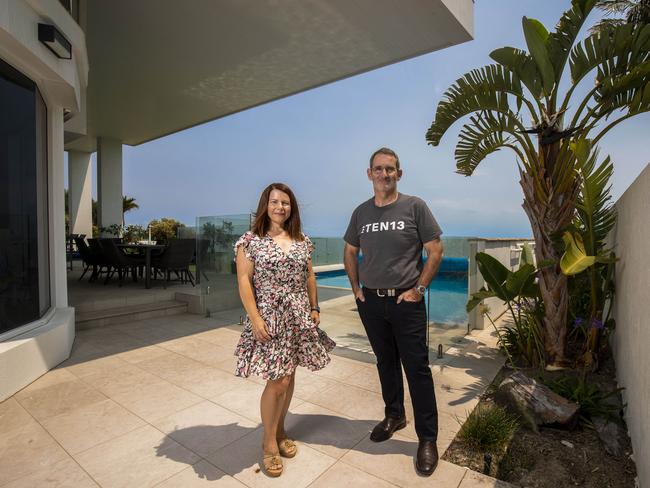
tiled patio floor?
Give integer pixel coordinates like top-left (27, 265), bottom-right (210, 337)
top-left (1, 312), bottom-right (511, 487)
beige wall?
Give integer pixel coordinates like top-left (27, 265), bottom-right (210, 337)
top-left (611, 162), bottom-right (650, 488)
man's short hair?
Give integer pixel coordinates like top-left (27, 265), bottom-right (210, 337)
top-left (369, 147), bottom-right (400, 169)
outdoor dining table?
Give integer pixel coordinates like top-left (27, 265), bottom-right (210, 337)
top-left (117, 243), bottom-right (166, 289)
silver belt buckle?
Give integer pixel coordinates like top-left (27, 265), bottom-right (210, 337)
top-left (387, 289), bottom-right (396, 297)
top-left (376, 289), bottom-right (386, 297)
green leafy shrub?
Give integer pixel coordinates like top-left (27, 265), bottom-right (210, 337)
top-left (467, 252), bottom-right (547, 367)
top-left (497, 307), bottom-right (545, 368)
top-left (540, 375), bottom-right (623, 425)
top-left (458, 404), bottom-right (519, 452)
top-left (123, 224), bottom-right (146, 243)
top-left (149, 218), bottom-right (185, 243)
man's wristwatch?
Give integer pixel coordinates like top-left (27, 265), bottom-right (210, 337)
top-left (415, 284), bottom-right (427, 296)
top-left (311, 306), bottom-right (321, 313)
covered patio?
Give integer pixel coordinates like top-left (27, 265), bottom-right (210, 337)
top-left (1, 310), bottom-right (508, 487)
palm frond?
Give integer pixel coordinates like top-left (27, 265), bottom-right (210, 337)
top-left (570, 23), bottom-right (649, 86)
top-left (547, 0), bottom-right (599, 87)
top-left (596, 59), bottom-right (650, 114)
top-left (490, 47), bottom-right (544, 102)
top-left (575, 151), bottom-right (616, 254)
top-left (590, 17), bottom-right (627, 34)
top-left (426, 65), bottom-right (530, 147)
top-left (455, 112), bottom-right (523, 176)
top-left (596, 0), bottom-right (633, 15)
top-left (522, 17), bottom-right (556, 96)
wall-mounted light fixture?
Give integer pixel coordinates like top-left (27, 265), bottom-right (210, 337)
top-left (38, 23), bottom-right (72, 60)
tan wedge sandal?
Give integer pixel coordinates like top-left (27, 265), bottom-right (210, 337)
top-left (262, 452), bottom-right (283, 477)
top-left (277, 438), bottom-right (298, 458)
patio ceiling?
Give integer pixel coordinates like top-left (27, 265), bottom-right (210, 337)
top-left (64, 0), bottom-right (473, 152)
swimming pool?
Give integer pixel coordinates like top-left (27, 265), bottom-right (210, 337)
top-left (316, 257), bottom-right (469, 326)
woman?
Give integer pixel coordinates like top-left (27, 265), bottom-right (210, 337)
top-left (234, 182), bottom-right (335, 477)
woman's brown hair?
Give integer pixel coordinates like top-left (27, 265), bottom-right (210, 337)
top-left (251, 183), bottom-right (304, 241)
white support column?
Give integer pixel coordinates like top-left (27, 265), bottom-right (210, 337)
top-left (97, 137), bottom-right (123, 233)
top-left (49, 106), bottom-right (67, 308)
top-left (467, 238), bottom-right (486, 330)
top-left (67, 150), bottom-right (93, 238)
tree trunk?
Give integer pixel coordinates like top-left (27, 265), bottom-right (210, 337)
top-left (519, 154), bottom-right (580, 368)
top-left (497, 372), bottom-right (579, 430)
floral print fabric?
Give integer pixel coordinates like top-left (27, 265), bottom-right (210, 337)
top-left (233, 231), bottom-right (335, 380)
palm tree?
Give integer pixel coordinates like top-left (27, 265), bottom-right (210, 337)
top-left (591, 0), bottom-right (650, 33)
top-left (426, 0), bottom-right (650, 367)
top-left (122, 196), bottom-right (139, 226)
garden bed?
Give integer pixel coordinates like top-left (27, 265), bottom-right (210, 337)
top-left (442, 350), bottom-right (638, 487)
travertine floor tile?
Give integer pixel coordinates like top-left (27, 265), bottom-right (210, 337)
top-left (158, 336), bottom-right (233, 367)
top-left (3, 457), bottom-right (98, 488)
top-left (155, 460), bottom-right (245, 487)
top-left (284, 401), bottom-right (373, 459)
top-left (459, 469), bottom-right (515, 487)
top-left (0, 398), bottom-right (34, 434)
top-left (41, 398), bottom-right (145, 454)
top-left (56, 339), bottom-right (104, 366)
top-left (339, 363), bottom-right (382, 393)
top-left (309, 461), bottom-right (396, 487)
top-left (207, 427), bottom-right (337, 488)
top-left (194, 327), bottom-right (242, 349)
top-left (210, 381), bottom-right (266, 422)
top-left (310, 355), bottom-right (366, 381)
top-left (0, 421), bottom-right (70, 485)
top-left (78, 362), bottom-right (160, 398)
top-left (341, 434), bottom-right (467, 488)
top-left (13, 368), bottom-right (77, 396)
top-left (400, 406), bottom-right (461, 452)
top-left (117, 344), bottom-right (171, 364)
top-left (62, 354), bottom-right (131, 379)
top-left (305, 381), bottom-right (384, 421)
top-left (292, 369), bottom-right (338, 401)
top-left (152, 400), bottom-right (258, 457)
top-left (15, 379), bottom-right (107, 421)
top-left (137, 353), bottom-right (243, 397)
top-left (74, 424), bottom-right (200, 488)
top-left (1, 310), bottom-right (508, 488)
top-left (111, 379), bottom-right (203, 422)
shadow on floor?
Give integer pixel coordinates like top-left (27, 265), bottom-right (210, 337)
top-left (155, 413), bottom-right (422, 480)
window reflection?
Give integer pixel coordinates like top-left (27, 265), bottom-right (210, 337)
top-left (0, 58), bottom-right (50, 334)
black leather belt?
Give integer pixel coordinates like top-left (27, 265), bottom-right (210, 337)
top-left (363, 287), bottom-right (410, 297)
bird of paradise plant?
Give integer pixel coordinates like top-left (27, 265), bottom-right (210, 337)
top-left (426, 0), bottom-right (650, 368)
top-left (560, 144), bottom-right (617, 369)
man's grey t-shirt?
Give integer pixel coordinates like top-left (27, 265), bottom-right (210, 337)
top-left (344, 194), bottom-right (442, 289)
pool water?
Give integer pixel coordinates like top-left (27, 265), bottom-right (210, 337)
top-left (316, 257), bottom-right (469, 326)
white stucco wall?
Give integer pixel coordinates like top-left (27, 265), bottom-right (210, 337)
top-left (610, 162), bottom-right (650, 488)
top-left (0, 1), bottom-right (86, 399)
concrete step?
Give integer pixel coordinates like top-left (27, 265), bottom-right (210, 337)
top-left (75, 300), bottom-right (188, 329)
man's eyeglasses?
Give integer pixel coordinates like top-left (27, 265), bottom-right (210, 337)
top-left (371, 166), bottom-right (398, 175)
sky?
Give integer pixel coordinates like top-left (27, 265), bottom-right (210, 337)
top-left (72, 0), bottom-right (650, 238)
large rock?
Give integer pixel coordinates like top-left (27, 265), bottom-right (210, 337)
top-left (593, 417), bottom-right (627, 456)
top-left (497, 372), bottom-right (580, 431)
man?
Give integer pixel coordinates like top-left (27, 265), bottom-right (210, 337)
top-left (343, 147), bottom-right (443, 476)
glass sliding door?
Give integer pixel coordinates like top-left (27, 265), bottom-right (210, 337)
top-left (0, 58), bottom-right (50, 334)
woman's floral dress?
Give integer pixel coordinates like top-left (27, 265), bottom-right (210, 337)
top-left (233, 231), bottom-right (335, 380)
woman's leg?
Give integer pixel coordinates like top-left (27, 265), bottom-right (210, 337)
top-left (276, 372), bottom-right (295, 440)
top-left (261, 375), bottom-right (292, 453)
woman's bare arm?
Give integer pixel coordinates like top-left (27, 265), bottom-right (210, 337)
top-left (236, 247), bottom-right (271, 342)
top-left (306, 259), bottom-right (320, 326)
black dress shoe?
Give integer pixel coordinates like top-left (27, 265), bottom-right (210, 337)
top-left (369, 416), bottom-right (407, 442)
top-left (416, 440), bottom-right (439, 476)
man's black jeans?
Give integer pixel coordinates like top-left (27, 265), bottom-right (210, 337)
top-left (356, 288), bottom-right (438, 441)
